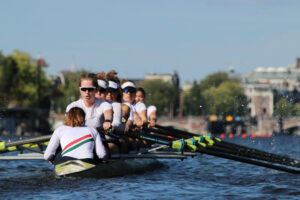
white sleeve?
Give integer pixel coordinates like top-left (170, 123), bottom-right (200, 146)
top-left (135, 102), bottom-right (147, 114)
top-left (147, 105), bottom-right (157, 119)
top-left (128, 108), bottom-right (134, 121)
top-left (44, 127), bottom-right (62, 161)
top-left (112, 102), bottom-right (122, 128)
top-left (92, 128), bottom-right (106, 159)
top-left (100, 101), bottom-right (113, 113)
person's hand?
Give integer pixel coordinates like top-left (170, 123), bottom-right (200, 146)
top-left (103, 122), bottom-right (112, 131)
top-left (125, 124), bottom-right (130, 132)
top-left (49, 161), bottom-right (54, 165)
top-left (136, 120), bottom-right (143, 128)
top-left (149, 120), bottom-right (156, 128)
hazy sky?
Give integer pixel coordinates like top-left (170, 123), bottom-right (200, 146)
top-left (1, 0), bottom-right (300, 83)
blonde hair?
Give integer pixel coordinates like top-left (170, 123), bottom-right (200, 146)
top-left (64, 107), bottom-right (86, 127)
top-left (106, 70), bottom-right (120, 84)
top-left (97, 71), bottom-right (107, 81)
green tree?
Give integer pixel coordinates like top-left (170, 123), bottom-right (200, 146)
top-left (203, 80), bottom-right (248, 116)
top-left (293, 102), bottom-right (300, 116)
top-left (199, 72), bottom-right (231, 91)
top-left (138, 79), bottom-right (178, 116)
top-left (274, 98), bottom-right (293, 117)
top-left (182, 71), bottom-right (247, 117)
top-left (54, 70), bottom-right (86, 113)
top-left (0, 50), bottom-right (53, 108)
top-left (0, 53), bottom-right (18, 106)
top-left (182, 81), bottom-right (206, 115)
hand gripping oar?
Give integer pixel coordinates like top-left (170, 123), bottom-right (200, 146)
top-left (0, 135), bottom-right (51, 154)
top-left (155, 124), bottom-right (300, 167)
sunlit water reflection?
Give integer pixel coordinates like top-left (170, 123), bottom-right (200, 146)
top-left (1, 135), bottom-right (300, 199)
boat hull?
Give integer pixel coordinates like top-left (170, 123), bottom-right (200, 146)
top-left (55, 158), bottom-right (163, 178)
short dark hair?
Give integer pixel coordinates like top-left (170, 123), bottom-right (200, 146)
top-left (137, 87), bottom-right (146, 98)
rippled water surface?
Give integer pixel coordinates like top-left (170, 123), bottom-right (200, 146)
top-left (1, 135), bottom-right (300, 200)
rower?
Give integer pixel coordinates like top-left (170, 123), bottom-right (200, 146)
top-left (94, 71), bottom-right (123, 154)
top-left (96, 72), bottom-right (108, 100)
top-left (120, 80), bottom-right (145, 128)
top-left (66, 73), bottom-right (112, 130)
top-left (121, 80), bottom-right (149, 147)
top-left (105, 70), bottom-right (129, 153)
top-left (44, 107), bottom-right (106, 164)
top-left (135, 87), bottom-right (157, 128)
top-left (66, 73), bottom-right (113, 155)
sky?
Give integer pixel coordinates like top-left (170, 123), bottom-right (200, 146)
top-left (1, 0), bottom-right (300, 84)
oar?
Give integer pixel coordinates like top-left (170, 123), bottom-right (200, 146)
top-left (200, 135), bottom-right (300, 167)
top-left (145, 127), bottom-right (186, 139)
top-left (197, 146), bottom-right (300, 174)
top-left (155, 124), bottom-right (195, 137)
top-left (117, 129), bottom-right (300, 174)
top-left (0, 135), bottom-right (51, 153)
top-left (155, 124), bottom-right (300, 167)
top-left (195, 136), bottom-right (300, 168)
top-left (114, 129), bottom-right (172, 145)
top-left (113, 129), bottom-right (197, 152)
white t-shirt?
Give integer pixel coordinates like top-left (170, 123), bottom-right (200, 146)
top-left (44, 125), bottom-right (106, 160)
top-left (122, 101), bottom-right (134, 122)
top-left (66, 98), bottom-right (112, 129)
top-left (147, 105), bottom-right (157, 120)
top-left (108, 100), bottom-right (122, 129)
top-left (134, 102), bottom-right (147, 114)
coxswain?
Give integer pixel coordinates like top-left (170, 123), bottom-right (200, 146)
top-left (44, 107), bottom-right (106, 164)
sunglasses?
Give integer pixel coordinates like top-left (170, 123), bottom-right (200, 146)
top-left (123, 87), bottom-right (136, 93)
top-left (107, 88), bottom-right (117, 94)
top-left (80, 87), bottom-right (96, 92)
top-left (99, 88), bottom-right (107, 93)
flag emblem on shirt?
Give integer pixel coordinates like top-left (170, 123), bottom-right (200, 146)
top-left (61, 134), bottom-right (94, 156)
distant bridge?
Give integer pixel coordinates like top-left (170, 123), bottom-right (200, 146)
top-left (158, 116), bottom-right (300, 135)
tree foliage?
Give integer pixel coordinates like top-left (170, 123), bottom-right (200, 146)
top-left (182, 81), bottom-right (206, 115)
top-left (203, 80), bottom-right (248, 116)
top-left (0, 50), bottom-right (54, 108)
top-left (183, 72), bottom-right (248, 117)
top-left (53, 70), bottom-right (86, 113)
top-left (274, 98), bottom-right (293, 117)
top-left (199, 72), bottom-right (231, 91)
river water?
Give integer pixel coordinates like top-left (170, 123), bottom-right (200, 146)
top-left (1, 135), bottom-right (300, 200)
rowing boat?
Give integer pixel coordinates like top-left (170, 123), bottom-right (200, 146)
top-left (2, 125), bottom-right (300, 176)
top-left (0, 137), bottom-right (196, 178)
top-left (56, 148), bottom-right (196, 178)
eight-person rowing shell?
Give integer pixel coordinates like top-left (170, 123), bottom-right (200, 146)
top-left (44, 71), bottom-right (159, 164)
